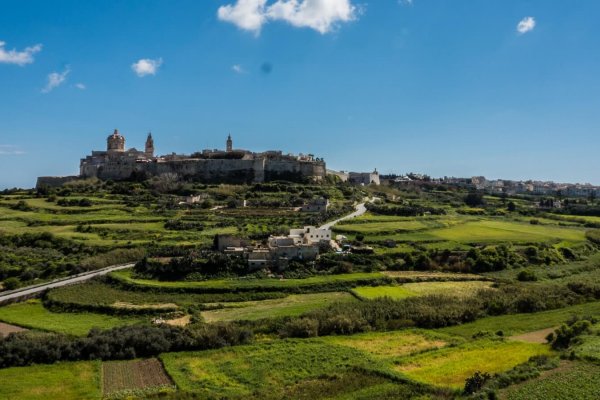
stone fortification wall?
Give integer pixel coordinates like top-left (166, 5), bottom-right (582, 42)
top-left (81, 156), bottom-right (325, 183)
top-left (264, 158), bottom-right (326, 182)
top-left (36, 176), bottom-right (80, 188)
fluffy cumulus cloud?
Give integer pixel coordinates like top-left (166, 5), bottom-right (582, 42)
top-left (218, 0), bottom-right (268, 33)
top-left (0, 41), bottom-right (42, 66)
top-left (517, 16), bottom-right (536, 34)
top-left (131, 58), bottom-right (163, 77)
top-left (218, 0), bottom-right (357, 35)
top-left (75, 83), bottom-right (86, 90)
top-left (42, 67), bottom-right (70, 93)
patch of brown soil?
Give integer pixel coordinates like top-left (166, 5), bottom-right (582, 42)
top-left (164, 315), bottom-right (191, 326)
top-left (0, 321), bottom-right (27, 337)
top-left (509, 327), bottom-right (557, 344)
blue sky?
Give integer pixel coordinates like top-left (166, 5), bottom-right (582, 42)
top-left (0, 0), bottom-right (599, 189)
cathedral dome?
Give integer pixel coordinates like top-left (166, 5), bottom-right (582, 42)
top-left (107, 129), bottom-right (125, 152)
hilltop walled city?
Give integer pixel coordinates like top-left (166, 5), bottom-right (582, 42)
top-left (37, 129), bottom-right (381, 188)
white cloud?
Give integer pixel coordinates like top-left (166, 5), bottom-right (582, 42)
top-left (75, 83), bottom-right (86, 90)
top-left (218, 0), bottom-right (268, 34)
top-left (517, 16), bottom-right (536, 34)
top-left (218, 0), bottom-right (357, 35)
top-left (0, 145), bottom-right (25, 155)
top-left (232, 64), bottom-right (246, 73)
top-left (0, 41), bottom-right (42, 66)
top-left (399, 0), bottom-right (413, 6)
top-left (42, 67), bottom-right (70, 93)
top-left (131, 58), bottom-right (163, 77)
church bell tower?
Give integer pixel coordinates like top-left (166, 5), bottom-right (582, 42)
top-left (145, 132), bottom-right (154, 158)
top-left (226, 133), bottom-right (233, 152)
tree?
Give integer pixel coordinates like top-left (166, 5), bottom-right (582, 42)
top-left (507, 201), bottom-right (516, 212)
top-left (464, 192), bottom-right (485, 207)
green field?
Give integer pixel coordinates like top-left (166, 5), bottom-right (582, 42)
top-left (439, 301), bottom-right (600, 338)
top-left (160, 339), bottom-right (418, 399)
top-left (501, 361), bottom-right (600, 400)
top-left (337, 214), bottom-right (586, 246)
top-left (0, 361), bottom-right (100, 400)
top-left (352, 281), bottom-right (493, 300)
top-left (0, 300), bottom-right (146, 335)
top-left (46, 281), bottom-right (288, 310)
top-left (395, 339), bottom-right (552, 389)
top-left (201, 292), bottom-right (355, 322)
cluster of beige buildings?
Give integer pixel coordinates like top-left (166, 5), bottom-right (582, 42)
top-left (217, 226), bottom-right (332, 270)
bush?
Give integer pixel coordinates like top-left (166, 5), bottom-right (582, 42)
top-left (550, 319), bottom-right (592, 349)
top-left (517, 270), bottom-right (537, 282)
top-left (2, 277), bottom-right (20, 291)
top-left (281, 318), bottom-right (319, 338)
top-left (464, 371), bottom-right (491, 395)
top-left (0, 322), bottom-right (253, 369)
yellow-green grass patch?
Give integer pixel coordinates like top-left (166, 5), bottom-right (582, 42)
top-left (395, 339), bottom-right (553, 389)
top-left (0, 360), bottom-right (100, 400)
top-left (160, 339), bottom-right (388, 399)
top-left (430, 220), bottom-right (585, 244)
top-left (322, 329), bottom-right (458, 359)
top-left (352, 280), bottom-right (494, 300)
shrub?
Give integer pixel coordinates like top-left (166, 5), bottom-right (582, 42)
top-left (464, 371), bottom-right (491, 395)
top-left (2, 277), bottom-right (20, 291)
top-left (281, 318), bottom-right (319, 338)
top-left (550, 319), bottom-right (592, 349)
top-left (517, 270), bottom-right (537, 282)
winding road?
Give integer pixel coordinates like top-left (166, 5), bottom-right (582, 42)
top-left (0, 263), bottom-right (135, 305)
top-left (319, 198), bottom-right (374, 230)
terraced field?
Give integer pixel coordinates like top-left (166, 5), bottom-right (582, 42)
top-left (352, 280), bottom-right (494, 300)
top-left (111, 269), bottom-right (390, 292)
top-left (439, 301), bottom-right (600, 338)
top-left (201, 292), bottom-right (356, 322)
top-left (0, 299), bottom-right (145, 335)
top-left (102, 358), bottom-right (175, 397)
top-left (334, 213), bottom-right (586, 247)
top-left (0, 361), bottom-right (100, 400)
top-left (394, 339), bottom-right (552, 388)
top-left (500, 361), bottom-right (600, 400)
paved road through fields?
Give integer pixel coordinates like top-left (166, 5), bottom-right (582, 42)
top-left (319, 198), bottom-right (374, 230)
top-left (0, 263), bottom-right (135, 305)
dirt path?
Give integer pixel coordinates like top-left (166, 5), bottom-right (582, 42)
top-left (0, 321), bottom-right (27, 337)
top-left (509, 327), bottom-right (557, 343)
